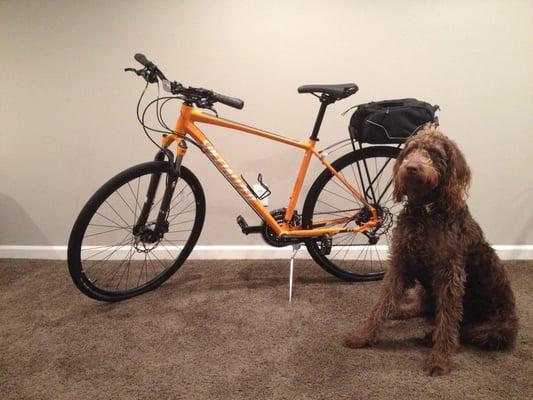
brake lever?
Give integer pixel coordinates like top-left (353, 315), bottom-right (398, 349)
top-left (204, 106), bottom-right (218, 118)
top-left (124, 67), bottom-right (158, 83)
top-left (124, 67), bottom-right (142, 75)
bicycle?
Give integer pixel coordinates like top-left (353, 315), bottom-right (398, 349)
top-left (67, 53), bottom-right (402, 302)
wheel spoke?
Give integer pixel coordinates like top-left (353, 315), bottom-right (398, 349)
top-left (103, 200), bottom-right (132, 229)
top-left (88, 223), bottom-right (130, 229)
top-left (99, 246), bottom-right (135, 285)
top-left (94, 211), bottom-right (126, 229)
top-left (167, 185), bottom-right (191, 213)
top-left (167, 208), bottom-right (196, 219)
top-left (168, 199), bottom-right (195, 223)
top-left (83, 233), bottom-right (132, 262)
top-left (137, 254), bottom-right (147, 286)
top-left (321, 187), bottom-right (358, 204)
top-left (115, 188), bottom-right (137, 220)
top-left (316, 199), bottom-right (346, 213)
top-left (127, 178), bottom-right (142, 220)
top-left (159, 240), bottom-right (177, 259)
top-left (150, 251), bottom-right (168, 269)
top-left (115, 247), bottom-right (136, 290)
top-left (84, 226), bottom-right (131, 238)
top-left (330, 176), bottom-right (357, 199)
top-left (169, 219), bottom-right (195, 227)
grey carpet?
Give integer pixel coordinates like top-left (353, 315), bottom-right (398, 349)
top-left (1, 259), bottom-right (532, 400)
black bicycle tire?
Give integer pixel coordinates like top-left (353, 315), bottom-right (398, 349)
top-left (302, 146), bottom-right (400, 282)
top-left (67, 161), bottom-right (205, 302)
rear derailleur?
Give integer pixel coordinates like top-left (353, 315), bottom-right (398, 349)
top-left (355, 204), bottom-right (393, 245)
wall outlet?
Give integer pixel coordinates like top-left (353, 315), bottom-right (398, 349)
top-left (253, 184), bottom-right (269, 207)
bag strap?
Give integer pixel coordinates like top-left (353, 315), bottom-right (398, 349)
top-left (341, 103), bottom-right (363, 116)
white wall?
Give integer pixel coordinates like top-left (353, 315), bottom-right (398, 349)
top-left (1, 0), bottom-right (532, 251)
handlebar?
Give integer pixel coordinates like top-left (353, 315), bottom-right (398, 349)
top-left (212, 92), bottom-right (244, 110)
top-left (127, 53), bottom-right (244, 110)
top-left (134, 53), bottom-right (152, 67)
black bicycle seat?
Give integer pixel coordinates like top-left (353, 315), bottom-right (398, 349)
top-left (297, 83), bottom-right (358, 100)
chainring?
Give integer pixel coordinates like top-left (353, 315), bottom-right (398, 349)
top-left (261, 208), bottom-right (302, 247)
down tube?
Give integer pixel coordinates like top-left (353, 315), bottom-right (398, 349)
top-left (186, 123), bottom-right (283, 234)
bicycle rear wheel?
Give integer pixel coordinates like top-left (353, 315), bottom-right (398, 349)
top-left (302, 146), bottom-right (401, 281)
top-left (67, 161), bottom-right (205, 301)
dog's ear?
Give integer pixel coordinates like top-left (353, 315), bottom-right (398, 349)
top-left (392, 145), bottom-right (408, 202)
top-left (440, 138), bottom-right (471, 212)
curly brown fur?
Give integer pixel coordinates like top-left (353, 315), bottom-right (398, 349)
top-left (344, 124), bottom-right (518, 376)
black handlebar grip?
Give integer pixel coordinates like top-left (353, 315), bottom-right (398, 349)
top-left (134, 53), bottom-right (152, 67)
top-left (213, 92), bottom-right (244, 110)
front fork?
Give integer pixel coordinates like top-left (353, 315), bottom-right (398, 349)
top-left (133, 139), bottom-right (188, 242)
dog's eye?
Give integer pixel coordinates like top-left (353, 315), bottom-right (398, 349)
top-left (428, 149), bottom-right (444, 163)
top-left (427, 149), bottom-right (447, 170)
top-left (432, 147), bottom-right (447, 160)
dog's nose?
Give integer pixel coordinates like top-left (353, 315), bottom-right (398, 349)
top-left (406, 165), bottom-right (419, 174)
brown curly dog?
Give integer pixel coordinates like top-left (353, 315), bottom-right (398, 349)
top-left (344, 124), bottom-right (518, 376)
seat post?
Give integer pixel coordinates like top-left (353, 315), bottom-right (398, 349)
top-left (309, 95), bottom-right (334, 141)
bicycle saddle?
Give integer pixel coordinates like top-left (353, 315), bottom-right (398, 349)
top-left (297, 83), bottom-right (358, 100)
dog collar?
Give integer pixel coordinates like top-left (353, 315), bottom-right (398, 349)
top-left (406, 201), bottom-right (436, 215)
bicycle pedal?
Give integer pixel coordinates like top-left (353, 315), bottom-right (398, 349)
top-left (236, 215), bottom-right (262, 235)
top-left (236, 215), bottom-right (248, 231)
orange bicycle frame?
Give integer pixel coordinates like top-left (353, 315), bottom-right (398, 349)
top-left (161, 104), bottom-right (380, 238)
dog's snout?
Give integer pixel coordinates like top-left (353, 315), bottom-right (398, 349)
top-left (406, 164), bottom-right (419, 174)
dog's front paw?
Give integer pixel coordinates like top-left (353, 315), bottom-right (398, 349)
top-left (423, 354), bottom-right (451, 377)
top-left (344, 334), bottom-right (372, 349)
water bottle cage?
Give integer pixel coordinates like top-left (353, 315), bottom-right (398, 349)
top-left (240, 173), bottom-right (271, 200)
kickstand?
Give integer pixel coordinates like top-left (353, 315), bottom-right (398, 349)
top-left (288, 243), bottom-right (301, 303)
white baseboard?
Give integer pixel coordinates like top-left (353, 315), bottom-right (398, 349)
top-left (0, 245), bottom-right (532, 260)
top-left (0, 245), bottom-right (308, 260)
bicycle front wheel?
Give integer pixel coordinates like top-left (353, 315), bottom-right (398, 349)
top-left (68, 161), bottom-right (205, 302)
top-left (302, 146), bottom-right (401, 282)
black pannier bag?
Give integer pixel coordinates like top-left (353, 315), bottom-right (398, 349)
top-left (348, 98), bottom-right (439, 144)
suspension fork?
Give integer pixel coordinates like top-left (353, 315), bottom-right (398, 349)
top-left (133, 140), bottom-right (188, 240)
